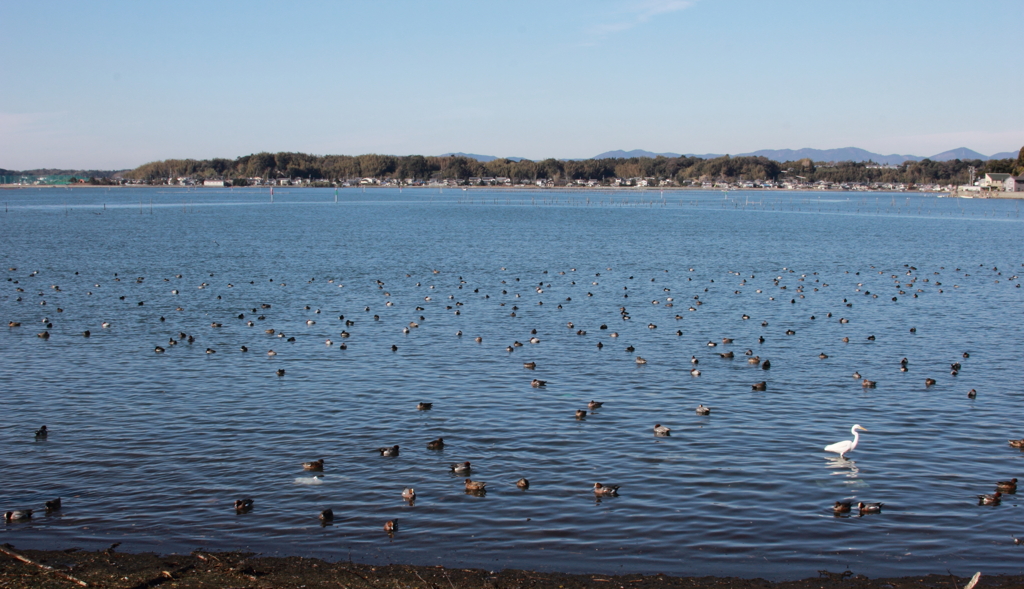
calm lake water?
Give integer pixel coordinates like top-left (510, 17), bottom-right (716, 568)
top-left (1, 187), bottom-right (1022, 579)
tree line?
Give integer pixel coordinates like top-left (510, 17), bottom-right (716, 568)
top-left (123, 148), bottom-right (1024, 186)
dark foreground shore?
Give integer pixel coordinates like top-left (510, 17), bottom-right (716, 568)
top-left (0, 545), bottom-right (1015, 589)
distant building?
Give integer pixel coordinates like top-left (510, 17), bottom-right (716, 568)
top-left (980, 173), bottom-right (1011, 190)
top-left (1005, 176), bottom-right (1024, 192)
top-left (203, 179), bottom-right (226, 187)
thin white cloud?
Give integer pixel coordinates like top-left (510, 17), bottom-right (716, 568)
top-left (588, 0), bottom-right (695, 38)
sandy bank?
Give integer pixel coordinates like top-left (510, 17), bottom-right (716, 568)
top-left (0, 545), bottom-right (1016, 589)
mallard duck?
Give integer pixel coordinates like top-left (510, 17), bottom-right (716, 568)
top-left (464, 479), bottom-right (486, 492)
top-left (751, 381), bottom-right (767, 391)
top-left (588, 400), bottom-right (603, 410)
top-left (978, 492), bottom-right (1002, 505)
top-left (531, 379), bottom-right (546, 388)
top-left (4, 510), bottom-right (33, 521)
top-left (427, 438), bottom-right (444, 450)
top-left (35, 425), bottom-right (47, 438)
top-left (858, 502), bottom-right (883, 514)
top-left (302, 459), bottom-right (324, 471)
top-left (576, 409), bottom-right (587, 420)
top-left (319, 508), bottom-right (334, 522)
top-left (996, 478), bottom-right (1018, 491)
top-left (635, 356), bottom-right (647, 364)
top-left (593, 482), bottom-right (619, 496)
top-left (523, 362), bottom-right (536, 369)
top-left (833, 501), bottom-right (851, 514)
top-left (402, 488), bottom-right (416, 501)
top-left (653, 424), bottom-right (671, 435)
top-left (417, 402), bottom-right (433, 411)
top-left (450, 461), bottom-right (471, 474)
top-left (378, 445), bottom-right (400, 457)
top-left (234, 498), bottom-right (254, 511)
top-left (516, 478), bottom-right (530, 489)
top-left (690, 368), bottom-right (701, 376)
top-left (44, 498), bottom-right (61, 512)
top-left (384, 519), bottom-right (398, 533)
top-left (696, 405), bottom-right (711, 415)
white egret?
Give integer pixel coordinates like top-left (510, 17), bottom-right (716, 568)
top-left (824, 424), bottom-right (867, 458)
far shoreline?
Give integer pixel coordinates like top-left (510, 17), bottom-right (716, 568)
top-left (3, 184), bottom-right (1022, 199)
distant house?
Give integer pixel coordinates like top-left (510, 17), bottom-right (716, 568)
top-left (203, 179), bottom-right (226, 187)
top-left (981, 173), bottom-right (1011, 189)
top-left (1005, 176), bottom-right (1024, 192)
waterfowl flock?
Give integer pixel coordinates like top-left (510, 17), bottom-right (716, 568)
top-left (3, 254), bottom-right (1022, 552)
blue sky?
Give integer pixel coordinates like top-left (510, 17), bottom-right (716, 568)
top-left (2, 0), bottom-right (1022, 169)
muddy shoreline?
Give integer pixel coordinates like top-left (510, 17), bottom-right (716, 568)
top-left (0, 545), bottom-right (1017, 589)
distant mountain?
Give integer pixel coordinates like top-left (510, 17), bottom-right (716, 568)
top-left (592, 146), bottom-right (1018, 164)
top-left (593, 149), bottom-right (682, 159)
top-left (737, 148), bottom-right (921, 165)
top-left (438, 152), bottom-right (525, 162)
top-left (990, 151), bottom-right (1018, 159)
top-left (927, 147), bottom-right (991, 161)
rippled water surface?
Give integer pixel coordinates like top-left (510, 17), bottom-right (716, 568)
top-left (1, 187), bottom-right (1022, 579)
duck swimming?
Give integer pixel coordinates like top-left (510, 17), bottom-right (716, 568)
top-left (464, 479), bottom-right (487, 492)
top-left (427, 438), bottom-right (444, 450)
top-left (593, 482), bottom-right (619, 496)
top-left (378, 445), bottom-right (400, 457)
top-left (523, 362), bottom-right (536, 369)
top-left (531, 379), bottom-right (547, 388)
top-left (978, 491), bottom-right (1002, 505)
top-left (833, 501), bottom-right (851, 514)
top-left (858, 501), bottom-right (883, 514)
top-left (861, 379), bottom-right (876, 388)
top-left (35, 425), bottom-right (47, 439)
top-left (402, 488), bottom-right (416, 501)
top-left (516, 478), bottom-right (530, 489)
top-left (235, 498), bottom-right (254, 512)
top-left (4, 510), bottom-right (32, 521)
top-left (653, 424), bottom-right (671, 435)
top-left (302, 459), bottom-right (324, 471)
top-left (635, 356), bottom-right (647, 364)
top-left (576, 409), bottom-right (587, 420)
top-left (417, 402), bottom-right (433, 411)
top-left (319, 508), bottom-right (334, 522)
top-left (690, 368), bottom-right (701, 376)
top-left (588, 400), bottom-right (603, 410)
top-left (450, 461), bottom-right (471, 474)
top-left (695, 405), bottom-right (711, 415)
top-left (751, 381), bottom-right (767, 391)
top-left (44, 498), bottom-right (61, 512)
top-left (996, 478), bottom-right (1018, 492)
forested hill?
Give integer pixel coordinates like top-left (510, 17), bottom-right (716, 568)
top-left (123, 149), bottom-right (1024, 186)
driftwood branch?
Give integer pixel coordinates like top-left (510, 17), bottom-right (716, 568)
top-left (0, 544), bottom-right (90, 587)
